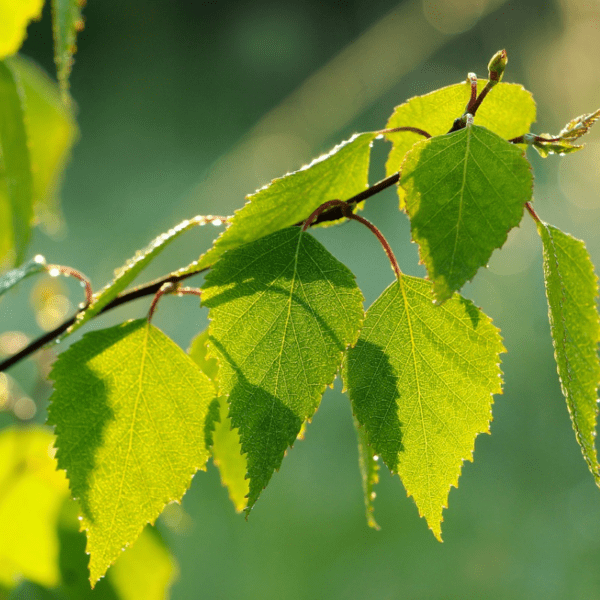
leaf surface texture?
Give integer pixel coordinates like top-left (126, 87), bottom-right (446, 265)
top-left (48, 320), bottom-right (215, 584)
top-left (538, 222), bottom-right (600, 485)
top-left (343, 276), bottom-right (504, 539)
top-left (400, 124), bottom-right (533, 302)
top-left (202, 227), bottom-right (364, 509)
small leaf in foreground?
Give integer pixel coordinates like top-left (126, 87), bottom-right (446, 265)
top-left (48, 320), bottom-right (215, 584)
top-left (0, 426), bottom-right (69, 589)
top-left (202, 227), bottom-right (364, 510)
top-left (51, 0), bottom-right (85, 97)
top-left (343, 275), bottom-right (504, 539)
top-left (400, 124), bottom-right (533, 303)
top-left (189, 329), bottom-right (249, 512)
top-left (196, 132), bottom-right (377, 271)
top-left (537, 222), bottom-right (600, 485)
top-left (0, 60), bottom-right (34, 266)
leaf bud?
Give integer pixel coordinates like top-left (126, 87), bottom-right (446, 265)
top-left (488, 49), bottom-right (507, 82)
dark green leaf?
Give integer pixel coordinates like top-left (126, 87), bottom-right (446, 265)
top-left (0, 60), bottom-right (34, 265)
top-left (537, 222), bottom-right (600, 485)
top-left (400, 124), bottom-right (533, 303)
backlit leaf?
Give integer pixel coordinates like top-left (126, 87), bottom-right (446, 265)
top-left (51, 0), bottom-right (85, 97)
top-left (0, 0), bottom-right (44, 59)
top-left (195, 133), bottom-right (376, 271)
top-left (0, 60), bottom-right (33, 266)
top-left (0, 427), bottom-right (69, 589)
top-left (202, 227), bottom-right (364, 510)
top-left (537, 222), bottom-right (600, 485)
top-left (48, 320), bottom-right (216, 584)
top-left (57, 500), bottom-right (179, 600)
top-left (400, 124), bottom-right (533, 303)
top-left (189, 329), bottom-right (249, 512)
top-left (343, 275), bottom-right (504, 539)
top-left (385, 80), bottom-right (535, 208)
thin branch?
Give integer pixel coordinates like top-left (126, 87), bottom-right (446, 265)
top-left (525, 201), bottom-right (541, 223)
top-left (1, 171), bottom-right (403, 372)
top-left (378, 126), bottom-right (432, 139)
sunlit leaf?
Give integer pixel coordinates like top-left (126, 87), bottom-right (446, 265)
top-left (0, 427), bottom-right (69, 589)
top-left (343, 275), bottom-right (504, 539)
top-left (51, 0), bottom-right (85, 97)
top-left (48, 320), bottom-right (216, 584)
top-left (400, 124), bottom-right (533, 303)
top-left (202, 227), bottom-right (364, 510)
top-left (189, 329), bottom-right (249, 512)
top-left (194, 133), bottom-right (377, 272)
top-left (0, 60), bottom-right (34, 266)
top-left (57, 500), bottom-right (179, 600)
top-left (537, 222), bottom-right (600, 485)
top-left (385, 80), bottom-right (536, 208)
top-left (0, 0), bottom-right (44, 59)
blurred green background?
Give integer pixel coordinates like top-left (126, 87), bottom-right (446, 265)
top-left (2, 0), bottom-right (600, 597)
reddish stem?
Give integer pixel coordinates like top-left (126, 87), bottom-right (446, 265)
top-left (525, 201), bottom-right (540, 223)
top-left (379, 126), bottom-right (432, 139)
top-left (302, 199), bottom-right (350, 231)
top-left (466, 73), bottom-right (478, 113)
top-left (47, 264), bottom-right (93, 305)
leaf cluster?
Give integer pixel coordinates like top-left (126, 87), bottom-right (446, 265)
top-left (1, 12), bottom-right (599, 593)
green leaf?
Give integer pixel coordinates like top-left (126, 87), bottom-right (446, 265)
top-left (0, 60), bottom-right (34, 266)
top-left (51, 0), bottom-right (84, 97)
top-left (353, 416), bottom-right (380, 530)
top-left (537, 222), bottom-right (600, 485)
top-left (189, 329), bottom-right (249, 512)
top-left (0, 0), bottom-right (44, 59)
top-left (0, 254), bottom-right (46, 298)
top-left (385, 81), bottom-right (536, 208)
top-left (68, 216), bottom-right (212, 337)
top-left (202, 227), bottom-right (364, 510)
top-left (195, 133), bottom-right (376, 271)
top-left (6, 55), bottom-right (79, 237)
top-left (530, 108), bottom-right (600, 158)
top-left (48, 320), bottom-right (216, 585)
top-left (0, 427), bottom-right (69, 589)
top-left (400, 124), bottom-right (533, 303)
top-left (343, 276), bottom-right (504, 539)
top-left (57, 500), bottom-right (178, 600)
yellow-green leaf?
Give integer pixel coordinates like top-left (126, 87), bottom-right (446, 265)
top-left (537, 222), bottom-right (600, 485)
top-left (195, 132), bottom-right (376, 271)
top-left (385, 80), bottom-right (536, 208)
top-left (0, 426), bottom-right (69, 589)
top-left (343, 276), bottom-right (504, 539)
top-left (0, 0), bottom-right (44, 59)
top-left (48, 320), bottom-right (216, 585)
top-left (189, 329), bottom-right (249, 512)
